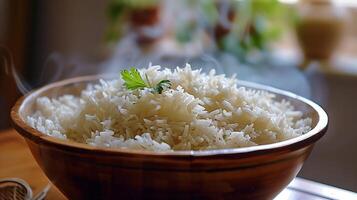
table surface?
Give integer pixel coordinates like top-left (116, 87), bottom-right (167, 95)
top-left (1, 129), bottom-right (356, 200)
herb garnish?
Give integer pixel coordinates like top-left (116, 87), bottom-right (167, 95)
top-left (120, 68), bottom-right (171, 94)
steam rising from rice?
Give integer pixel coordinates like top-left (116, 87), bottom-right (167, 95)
top-left (27, 64), bottom-right (311, 151)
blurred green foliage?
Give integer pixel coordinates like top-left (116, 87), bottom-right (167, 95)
top-left (175, 21), bottom-right (197, 43)
top-left (106, 0), bottom-right (294, 59)
top-left (216, 0), bottom-right (294, 59)
top-left (106, 0), bottom-right (159, 43)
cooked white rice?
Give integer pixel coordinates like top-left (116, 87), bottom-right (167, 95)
top-left (27, 64), bottom-right (311, 151)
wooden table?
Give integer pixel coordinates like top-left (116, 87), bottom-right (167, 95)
top-left (0, 129), bottom-right (66, 200)
top-left (1, 129), bottom-right (357, 200)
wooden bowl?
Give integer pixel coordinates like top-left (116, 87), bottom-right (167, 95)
top-left (11, 76), bottom-right (328, 200)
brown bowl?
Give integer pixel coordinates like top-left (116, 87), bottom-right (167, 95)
top-left (11, 75), bottom-right (328, 200)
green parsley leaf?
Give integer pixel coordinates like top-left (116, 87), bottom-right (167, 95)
top-left (120, 68), bottom-right (171, 94)
top-left (120, 68), bottom-right (149, 90)
top-left (153, 80), bottom-right (171, 94)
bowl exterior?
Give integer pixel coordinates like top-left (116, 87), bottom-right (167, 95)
top-left (23, 137), bottom-right (313, 200)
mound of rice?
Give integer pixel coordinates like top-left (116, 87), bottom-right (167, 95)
top-left (27, 64), bottom-right (311, 151)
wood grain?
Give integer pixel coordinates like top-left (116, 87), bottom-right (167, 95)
top-left (2, 128), bottom-right (355, 199)
top-left (0, 129), bottom-right (67, 200)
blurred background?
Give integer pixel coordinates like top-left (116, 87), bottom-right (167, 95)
top-left (1, 0), bottom-right (357, 192)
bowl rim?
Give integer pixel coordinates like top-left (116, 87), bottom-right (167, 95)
top-left (11, 75), bottom-right (328, 158)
